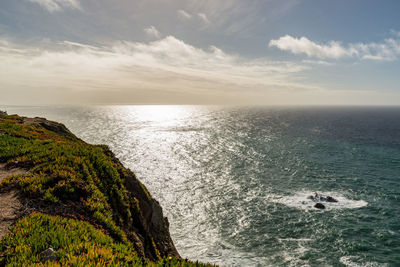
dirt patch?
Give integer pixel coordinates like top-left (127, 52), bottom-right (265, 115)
top-left (0, 163), bottom-right (104, 241)
top-left (0, 163), bottom-right (26, 182)
top-left (0, 190), bottom-right (23, 240)
top-left (0, 163), bottom-right (26, 239)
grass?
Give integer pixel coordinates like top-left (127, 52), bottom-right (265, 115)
top-left (0, 114), bottom-right (214, 266)
top-left (0, 213), bottom-right (210, 266)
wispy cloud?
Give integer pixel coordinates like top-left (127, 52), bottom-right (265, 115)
top-left (197, 13), bottom-right (211, 25)
top-left (184, 0), bottom-right (300, 36)
top-left (269, 35), bottom-right (352, 59)
top-left (28, 0), bottom-right (82, 12)
top-left (390, 29), bottom-right (400, 37)
top-left (177, 10), bottom-right (192, 21)
top-left (302, 60), bottom-right (333, 66)
top-left (269, 34), bottom-right (400, 61)
top-left (144, 26), bottom-right (161, 39)
top-left (177, 10), bottom-right (211, 27)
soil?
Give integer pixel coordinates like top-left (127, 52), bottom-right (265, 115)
top-left (0, 163), bottom-right (26, 239)
top-left (0, 163), bottom-right (26, 182)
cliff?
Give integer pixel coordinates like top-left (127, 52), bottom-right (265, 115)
top-left (0, 113), bottom-right (211, 266)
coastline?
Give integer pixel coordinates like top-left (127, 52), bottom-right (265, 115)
top-left (0, 112), bottom-right (212, 266)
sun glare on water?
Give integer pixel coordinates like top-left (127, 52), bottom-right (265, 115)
top-left (109, 105), bottom-right (201, 127)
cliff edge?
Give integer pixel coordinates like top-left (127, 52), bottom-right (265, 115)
top-left (0, 113), bottom-right (211, 266)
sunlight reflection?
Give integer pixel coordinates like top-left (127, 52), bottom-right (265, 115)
top-left (113, 105), bottom-right (198, 127)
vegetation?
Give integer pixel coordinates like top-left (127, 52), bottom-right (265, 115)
top-left (0, 212), bottom-right (140, 266)
top-left (0, 114), bottom-right (133, 242)
top-left (0, 114), bottom-right (213, 266)
top-left (0, 213), bottom-right (209, 266)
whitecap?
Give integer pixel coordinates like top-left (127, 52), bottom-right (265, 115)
top-left (339, 256), bottom-right (387, 267)
top-left (270, 191), bottom-right (368, 211)
top-left (278, 238), bottom-right (313, 242)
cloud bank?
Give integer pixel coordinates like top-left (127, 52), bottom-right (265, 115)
top-left (0, 36), bottom-right (317, 105)
top-left (1, 36), bottom-right (398, 105)
top-left (269, 34), bottom-right (400, 61)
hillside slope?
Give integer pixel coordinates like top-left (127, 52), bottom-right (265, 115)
top-left (0, 113), bottom-right (211, 266)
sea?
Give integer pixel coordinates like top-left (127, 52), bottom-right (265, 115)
top-left (2, 105), bottom-right (400, 266)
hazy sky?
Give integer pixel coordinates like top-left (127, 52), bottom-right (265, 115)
top-left (1, 0), bottom-right (400, 105)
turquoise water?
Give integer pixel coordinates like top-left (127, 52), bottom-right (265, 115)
top-left (2, 106), bottom-right (400, 266)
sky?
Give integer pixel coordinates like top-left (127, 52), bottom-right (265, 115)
top-left (1, 0), bottom-right (400, 105)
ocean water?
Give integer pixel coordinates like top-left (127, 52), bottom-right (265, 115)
top-left (2, 105), bottom-right (400, 266)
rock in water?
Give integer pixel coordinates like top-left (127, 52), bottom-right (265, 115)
top-left (314, 203), bottom-right (326, 209)
top-left (326, 196), bottom-right (338, 202)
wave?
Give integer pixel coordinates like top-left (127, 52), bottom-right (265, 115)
top-left (340, 256), bottom-right (387, 267)
top-left (270, 191), bottom-right (368, 211)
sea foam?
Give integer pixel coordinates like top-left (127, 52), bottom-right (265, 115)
top-left (339, 256), bottom-right (387, 267)
top-left (270, 191), bottom-right (368, 211)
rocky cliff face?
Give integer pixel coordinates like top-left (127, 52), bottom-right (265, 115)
top-left (22, 117), bottom-right (75, 139)
top-left (0, 114), bottom-right (179, 261)
top-left (102, 146), bottom-right (180, 260)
